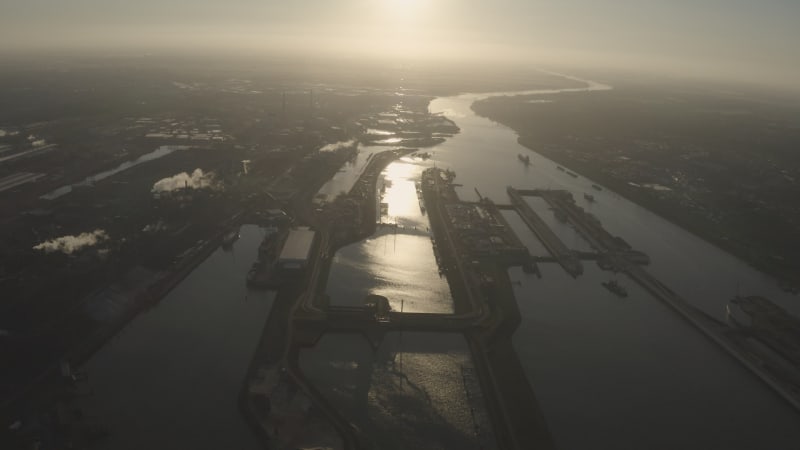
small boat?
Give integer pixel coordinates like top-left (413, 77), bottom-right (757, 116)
top-left (592, 184), bottom-right (603, 191)
top-left (221, 228), bottom-right (240, 248)
top-left (726, 302), bottom-right (751, 328)
top-left (584, 193), bottom-right (595, 202)
top-left (602, 280), bottom-right (628, 298)
top-left (566, 171), bottom-right (579, 178)
top-left (517, 154), bottom-right (531, 165)
top-left (779, 280), bottom-right (799, 295)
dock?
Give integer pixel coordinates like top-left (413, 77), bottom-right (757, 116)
top-left (507, 187), bottom-right (583, 277)
top-left (243, 162), bottom-right (557, 449)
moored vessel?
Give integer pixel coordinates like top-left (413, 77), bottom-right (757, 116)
top-left (602, 280), bottom-right (628, 297)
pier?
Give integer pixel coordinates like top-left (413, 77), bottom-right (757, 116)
top-left (507, 187), bottom-right (583, 276)
top-left (624, 264), bottom-right (800, 412)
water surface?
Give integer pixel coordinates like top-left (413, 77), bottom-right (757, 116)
top-left (42, 145), bottom-right (190, 200)
top-left (424, 76), bottom-right (800, 448)
top-left (326, 156), bottom-right (452, 313)
top-left (299, 332), bottom-right (490, 450)
top-left (315, 145), bottom-right (382, 204)
top-left (77, 225), bottom-right (273, 450)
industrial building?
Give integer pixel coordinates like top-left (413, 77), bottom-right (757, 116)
top-left (278, 227), bottom-right (315, 270)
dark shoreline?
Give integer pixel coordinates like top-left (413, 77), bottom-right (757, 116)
top-left (0, 212), bottom-right (244, 427)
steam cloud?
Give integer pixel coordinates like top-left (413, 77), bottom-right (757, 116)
top-left (34, 229), bottom-right (109, 254)
top-left (152, 169), bottom-right (215, 193)
top-left (319, 140), bottom-right (357, 153)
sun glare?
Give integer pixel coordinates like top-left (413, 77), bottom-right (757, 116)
top-left (382, 0), bottom-right (428, 19)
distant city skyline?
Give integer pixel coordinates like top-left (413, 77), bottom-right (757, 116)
top-left (2, 0), bottom-right (799, 88)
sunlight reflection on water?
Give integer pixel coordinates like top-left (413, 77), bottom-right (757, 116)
top-left (326, 157), bottom-right (452, 313)
top-left (299, 332), bottom-right (480, 450)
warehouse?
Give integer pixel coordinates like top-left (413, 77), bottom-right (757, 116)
top-left (277, 227), bottom-right (315, 270)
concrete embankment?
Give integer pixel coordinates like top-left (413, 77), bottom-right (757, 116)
top-left (423, 169), bottom-right (556, 449)
top-left (508, 187), bottom-right (583, 277)
top-left (469, 265), bottom-right (556, 450)
top-left (625, 265), bottom-right (800, 413)
top-left (237, 282), bottom-right (305, 449)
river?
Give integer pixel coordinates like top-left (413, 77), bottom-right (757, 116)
top-left (424, 76), bottom-right (800, 449)
top-left (76, 225), bottom-right (274, 450)
top-left (41, 145), bottom-right (191, 200)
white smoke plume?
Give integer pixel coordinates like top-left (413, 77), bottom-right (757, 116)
top-left (151, 169), bottom-right (215, 193)
top-left (319, 140), bottom-right (357, 153)
top-left (33, 229), bottom-right (109, 254)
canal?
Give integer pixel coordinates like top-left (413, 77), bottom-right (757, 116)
top-left (75, 225), bottom-right (274, 450)
top-left (299, 332), bottom-right (490, 450)
top-left (326, 153), bottom-right (453, 314)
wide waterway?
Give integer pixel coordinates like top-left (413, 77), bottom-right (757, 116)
top-left (425, 76), bottom-right (800, 449)
top-left (75, 225), bottom-right (274, 450)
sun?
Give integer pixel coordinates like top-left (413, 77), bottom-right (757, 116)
top-left (368, 0), bottom-right (435, 56)
top-left (382, 0), bottom-right (428, 18)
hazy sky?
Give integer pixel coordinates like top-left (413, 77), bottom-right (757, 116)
top-left (2, 0), bottom-right (799, 87)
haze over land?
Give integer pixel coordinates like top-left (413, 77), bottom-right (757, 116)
top-left (4, 2), bottom-right (800, 449)
top-left (2, 0), bottom-right (800, 91)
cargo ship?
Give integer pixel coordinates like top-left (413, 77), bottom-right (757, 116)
top-left (779, 280), bottom-right (799, 295)
top-left (246, 228), bottom-right (285, 288)
top-left (602, 280), bottom-right (628, 298)
top-left (221, 227), bottom-right (240, 250)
